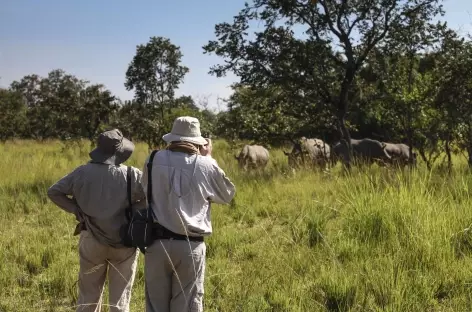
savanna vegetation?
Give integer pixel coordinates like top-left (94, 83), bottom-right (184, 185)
top-left (2, 140), bottom-right (472, 311)
top-left (2, 0), bottom-right (472, 311)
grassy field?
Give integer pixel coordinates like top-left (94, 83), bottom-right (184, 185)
top-left (2, 139), bottom-right (472, 311)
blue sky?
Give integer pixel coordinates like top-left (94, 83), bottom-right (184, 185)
top-left (1, 0), bottom-right (471, 111)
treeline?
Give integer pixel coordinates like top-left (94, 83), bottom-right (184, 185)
top-left (0, 37), bottom-right (218, 148)
top-left (2, 0), bottom-right (472, 169)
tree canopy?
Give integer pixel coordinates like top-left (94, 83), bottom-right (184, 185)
top-left (2, 9), bottom-right (472, 167)
top-left (203, 0), bottom-right (445, 165)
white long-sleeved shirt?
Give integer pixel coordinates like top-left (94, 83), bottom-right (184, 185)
top-left (142, 150), bottom-right (236, 237)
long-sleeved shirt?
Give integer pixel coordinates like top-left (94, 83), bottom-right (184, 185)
top-left (47, 163), bottom-right (146, 248)
top-left (142, 150), bottom-right (236, 237)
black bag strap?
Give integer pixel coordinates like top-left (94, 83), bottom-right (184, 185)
top-left (127, 166), bottom-right (132, 206)
top-left (125, 166), bottom-right (132, 221)
top-left (147, 150), bottom-right (159, 220)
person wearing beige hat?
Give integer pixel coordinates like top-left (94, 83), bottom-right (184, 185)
top-left (47, 129), bottom-right (146, 312)
top-left (143, 116), bottom-right (236, 312)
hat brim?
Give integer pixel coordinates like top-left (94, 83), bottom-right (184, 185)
top-left (89, 137), bottom-right (135, 165)
top-left (162, 133), bottom-right (207, 146)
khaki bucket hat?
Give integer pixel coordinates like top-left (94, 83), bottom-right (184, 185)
top-left (89, 129), bottom-right (135, 165)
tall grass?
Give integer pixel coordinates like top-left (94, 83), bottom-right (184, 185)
top-left (1, 139), bottom-right (472, 311)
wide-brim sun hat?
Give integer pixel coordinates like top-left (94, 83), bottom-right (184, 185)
top-left (89, 129), bottom-right (135, 165)
top-left (162, 116), bottom-right (208, 146)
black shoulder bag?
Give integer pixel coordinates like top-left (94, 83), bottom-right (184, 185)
top-left (120, 150), bottom-right (158, 253)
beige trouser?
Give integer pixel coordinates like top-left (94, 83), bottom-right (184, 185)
top-left (145, 239), bottom-right (206, 312)
top-left (76, 230), bottom-right (139, 312)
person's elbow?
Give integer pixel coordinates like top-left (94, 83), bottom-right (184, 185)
top-left (47, 186), bottom-right (65, 205)
top-left (212, 185), bottom-right (236, 205)
top-left (226, 185), bottom-right (236, 203)
top-left (47, 186), bottom-right (58, 201)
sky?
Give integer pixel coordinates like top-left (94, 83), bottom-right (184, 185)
top-left (1, 0), bottom-right (472, 111)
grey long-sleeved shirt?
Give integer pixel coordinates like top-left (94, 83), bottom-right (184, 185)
top-left (142, 151), bottom-right (236, 237)
top-left (47, 163), bottom-right (146, 248)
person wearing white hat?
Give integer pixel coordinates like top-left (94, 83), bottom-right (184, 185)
top-left (48, 129), bottom-right (146, 312)
top-left (143, 116), bottom-right (236, 312)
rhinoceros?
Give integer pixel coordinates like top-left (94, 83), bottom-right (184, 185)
top-left (234, 145), bottom-right (270, 170)
top-left (332, 138), bottom-right (391, 166)
top-left (383, 142), bottom-right (417, 167)
top-left (284, 137), bottom-right (331, 170)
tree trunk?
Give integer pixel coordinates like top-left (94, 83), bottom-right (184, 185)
top-left (406, 125), bottom-right (414, 169)
top-left (406, 51), bottom-right (415, 169)
top-left (468, 146), bottom-right (472, 168)
top-left (418, 147), bottom-right (432, 171)
top-left (467, 129), bottom-right (472, 168)
top-left (147, 138), bottom-right (153, 152)
top-left (337, 68), bottom-right (355, 169)
top-left (337, 115), bottom-right (352, 168)
top-left (445, 138), bottom-right (452, 172)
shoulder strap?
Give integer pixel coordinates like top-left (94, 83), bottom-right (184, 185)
top-left (125, 166), bottom-right (132, 221)
top-left (147, 150), bottom-right (159, 220)
top-left (127, 166), bottom-right (132, 207)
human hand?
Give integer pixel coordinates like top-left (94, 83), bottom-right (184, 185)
top-left (200, 138), bottom-right (212, 156)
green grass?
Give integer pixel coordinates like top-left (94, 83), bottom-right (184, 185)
top-left (2, 139), bottom-right (472, 311)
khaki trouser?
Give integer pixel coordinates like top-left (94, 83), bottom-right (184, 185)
top-left (145, 239), bottom-right (206, 312)
top-left (76, 230), bottom-right (139, 312)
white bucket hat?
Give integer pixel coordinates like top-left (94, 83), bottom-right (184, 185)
top-left (162, 116), bottom-right (208, 146)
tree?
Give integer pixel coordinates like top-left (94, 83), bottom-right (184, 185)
top-left (215, 84), bottom-right (337, 145)
top-left (382, 10), bottom-right (446, 166)
top-left (10, 74), bottom-right (48, 139)
top-left (111, 100), bottom-right (146, 142)
top-left (173, 95), bottom-right (199, 110)
top-left (42, 69), bottom-right (87, 140)
top-left (111, 95), bottom-right (212, 148)
top-left (10, 69), bottom-right (117, 142)
top-left (434, 37), bottom-right (472, 167)
top-left (78, 84), bottom-right (118, 143)
top-left (203, 0), bottom-right (444, 166)
top-left (225, 85), bottom-right (296, 143)
top-left (11, 70), bottom-right (87, 140)
top-left (358, 50), bottom-right (443, 169)
top-left (125, 36), bottom-right (189, 147)
top-left (0, 88), bottom-right (27, 141)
